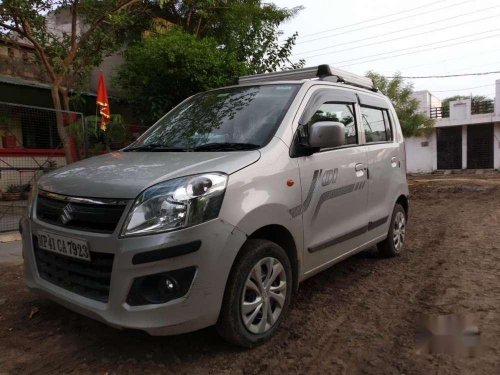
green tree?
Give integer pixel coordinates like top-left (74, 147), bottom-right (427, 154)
top-left (116, 1), bottom-right (303, 123)
top-left (367, 71), bottom-right (434, 137)
top-left (441, 95), bottom-right (493, 113)
top-left (115, 28), bottom-right (247, 124)
top-left (155, 0), bottom-right (304, 73)
top-left (0, 0), bottom-right (144, 162)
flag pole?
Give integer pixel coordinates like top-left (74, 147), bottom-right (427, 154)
top-left (95, 70), bottom-right (99, 134)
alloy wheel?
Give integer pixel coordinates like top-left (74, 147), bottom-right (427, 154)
top-left (393, 211), bottom-right (406, 252)
top-left (241, 257), bottom-right (287, 334)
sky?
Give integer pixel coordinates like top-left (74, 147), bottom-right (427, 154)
top-left (273, 0), bottom-right (500, 100)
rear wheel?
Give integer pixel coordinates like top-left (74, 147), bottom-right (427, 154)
top-left (378, 203), bottom-right (407, 257)
top-left (216, 239), bottom-right (292, 348)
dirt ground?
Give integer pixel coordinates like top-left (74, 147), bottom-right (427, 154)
top-left (0, 173), bottom-right (499, 374)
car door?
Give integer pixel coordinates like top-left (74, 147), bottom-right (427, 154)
top-left (295, 87), bottom-right (369, 274)
top-left (358, 93), bottom-right (401, 240)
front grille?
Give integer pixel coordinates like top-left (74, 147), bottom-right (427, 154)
top-left (36, 194), bottom-right (126, 233)
top-left (33, 237), bottom-right (114, 303)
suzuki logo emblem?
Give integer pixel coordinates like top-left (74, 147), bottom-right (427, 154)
top-left (60, 203), bottom-right (74, 225)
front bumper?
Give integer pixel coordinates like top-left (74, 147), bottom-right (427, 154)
top-left (21, 214), bottom-right (247, 335)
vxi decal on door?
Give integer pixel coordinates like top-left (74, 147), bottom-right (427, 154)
top-left (290, 168), bottom-right (364, 219)
top-left (289, 169), bottom-right (323, 218)
top-left (321, 168), bottom-right (338, 186)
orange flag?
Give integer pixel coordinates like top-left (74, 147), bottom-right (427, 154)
top-left (96, 71), bottom-right (111, 130)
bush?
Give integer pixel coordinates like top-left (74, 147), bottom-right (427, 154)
top-left (115, 28), bottom-right (247, 125)
top-left (6, 184), bottom-right (28, 193)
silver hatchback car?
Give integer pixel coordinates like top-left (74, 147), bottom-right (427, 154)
top-left (21, 65), bottom-right (409, 347)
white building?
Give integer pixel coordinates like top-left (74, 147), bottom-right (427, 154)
top-left (406, 80), bottom-right (500, 172)
top-left (46, 9), bottom-right (123, 96)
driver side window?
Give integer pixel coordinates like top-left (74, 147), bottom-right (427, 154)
top-left (309, 102), bottom-right (358, 146)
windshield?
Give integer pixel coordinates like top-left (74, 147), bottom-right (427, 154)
top-left (126, 84), bottom-right (299, 152)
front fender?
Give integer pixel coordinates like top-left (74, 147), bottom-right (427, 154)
top-left (234, 203), bottom-right (302, 245)
top-left (218, 138), bottom-right (304, 272)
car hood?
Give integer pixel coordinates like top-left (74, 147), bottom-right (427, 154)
top-left (39, 150), bottom-right (260, 199)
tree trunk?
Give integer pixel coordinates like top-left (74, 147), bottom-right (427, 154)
top-left (195, 16), bottom-right (203, 37)
top-left (59, 86), bottom-right (82, 161)
top-left (50, 85), bottom-right (73, 163)
top-left (59, 87), bottom-right (71, 111)
top-left (186, 11), bottom-right (192, 28)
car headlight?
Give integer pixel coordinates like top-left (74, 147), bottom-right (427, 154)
top-left (121, 173), bottom-right (227, 237)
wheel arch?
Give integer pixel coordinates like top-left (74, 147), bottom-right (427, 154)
top-left (248, 224), bottom-right (300, 292)
top-left (396, 194), bottom-right (409, 219)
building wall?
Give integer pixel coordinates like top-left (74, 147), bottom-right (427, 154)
top-left (450, 99), bottom-right (471, 122)
top-left (495, 123), bottom-right (500, 169)
top-left (406, 123), bottom-right (500, 172)
top-left (405, 132), bottom-right (436, 173)
top-left (46, 10), bottom-right (123, 96)
top-left (89, 54), bottom-right (124, 96)
top-left (0, 41), bottom-right (48, 83)
top-left (429, 93), bottom-right (442, 109)
top-left (47, 9), bottom-right (83, 35)
top-left (412, 90), bottom-right (442, 117)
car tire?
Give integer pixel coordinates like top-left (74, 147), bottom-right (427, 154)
top-left (216, 239), bottom-right (293, 348)
top-left (378, 203), bottom-right (407, 258)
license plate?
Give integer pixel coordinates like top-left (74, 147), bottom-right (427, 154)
top-left (37, 231), bottom-right (91, 262)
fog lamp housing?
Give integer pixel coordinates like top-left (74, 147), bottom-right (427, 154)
top-left (126, 266), bottom-right (197, 306)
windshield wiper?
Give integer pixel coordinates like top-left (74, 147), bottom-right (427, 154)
top-left (191, 142), bottom-right (261, 151)
top-left (124, 144), bottom-right (187, 152)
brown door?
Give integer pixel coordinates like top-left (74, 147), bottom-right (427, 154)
top-left (467, 124), bottom-right (493, 169)
top-left (437, 127), bottom-right (462, 170)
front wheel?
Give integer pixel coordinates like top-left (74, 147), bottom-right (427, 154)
top-left (216, 239), bottom-right (292, 348)
top-left (378, 203), bottom-right (407, 257)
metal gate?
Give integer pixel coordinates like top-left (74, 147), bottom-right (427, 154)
top-left (437, 126), bottom-right (462, 170)
top-left (0, 101), bottom-right (149, 232)
top-left (0, 102), bottom-right (84, 232)
top-left (467, 124), bottom-right (493, 169)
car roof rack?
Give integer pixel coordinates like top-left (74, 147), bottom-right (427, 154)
top-left (238, 64), bottom-right (377, 92)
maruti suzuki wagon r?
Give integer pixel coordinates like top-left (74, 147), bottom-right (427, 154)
top-left (21, 65), bottom-right (409, 347)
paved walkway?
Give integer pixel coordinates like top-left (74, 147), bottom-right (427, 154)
top-left (0, 231), bottom-right (22, 265)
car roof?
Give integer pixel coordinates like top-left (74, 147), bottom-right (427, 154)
top-left (235, 79), bottom-right (389, 99)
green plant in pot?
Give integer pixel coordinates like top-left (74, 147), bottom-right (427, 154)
top-left (43, 159), bottom-right (58, 172)
top-left (72, 114), bottom-right (126, 155)
top-left (3, 184), bottom-right (24, 201)
top-left (105, 120), bottom-right (127, 150)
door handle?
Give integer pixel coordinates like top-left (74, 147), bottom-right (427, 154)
top-left (355, 163), bottom-right (366, 172)
top-left (391, 157), bottom-right (399, 168)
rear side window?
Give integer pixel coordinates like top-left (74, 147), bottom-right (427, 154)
top-left (309, 103), bottom-right (357, 146)
top-left (361, 106), bottom-right (392, 143)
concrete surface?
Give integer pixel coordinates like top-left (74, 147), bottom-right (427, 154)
top-left (0, 231), bottom-right (21, 243)
top-left (0, 239), bottom-right (22, 265)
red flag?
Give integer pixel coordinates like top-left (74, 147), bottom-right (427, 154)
top-left (96, 71), bottom-right (111, 130)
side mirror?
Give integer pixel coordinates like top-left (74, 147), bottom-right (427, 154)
top-left (308, 121), bottom-right (345, 149)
